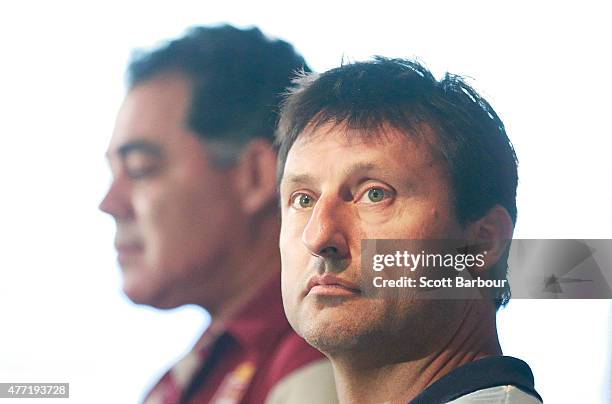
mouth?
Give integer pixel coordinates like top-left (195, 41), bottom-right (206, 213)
top-left (306, 274), bottom-right (361, 297)
top-left (115, 244), bottom-right (144, 264)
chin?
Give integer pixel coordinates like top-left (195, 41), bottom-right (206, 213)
top-left (301, 328), bottom-right (364, 356)
top-left (121, 276), bottom-right (172, 309)
top-left (295, 305), bottom-right (375, 355)
top-left (124, 289), bottom-right (180, 310)
top-left (123, 283), bottom-right (153, 306)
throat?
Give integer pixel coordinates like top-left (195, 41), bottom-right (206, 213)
top-left (329, 301), bottom-right (501, 404)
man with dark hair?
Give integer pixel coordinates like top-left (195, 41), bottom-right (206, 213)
top-left (100, 25), bottom-right (336, 403)
top-left (277, 57), bottom-right (542, 403)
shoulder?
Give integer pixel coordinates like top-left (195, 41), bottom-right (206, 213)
top-left (410, 356), bottom-right (542, 404)
top-left (264, 357), bottom-right (337, 404)
top-left (265, 331), bottom-right (329, 384)
top-left (263, 332), bottom-right (337, 404)
top-left (449, 385), bottom-right (543, 403)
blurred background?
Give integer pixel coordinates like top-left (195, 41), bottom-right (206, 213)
top-left (0, 1), bottom-right (610, 403)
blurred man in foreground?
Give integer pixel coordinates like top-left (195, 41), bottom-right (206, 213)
top-left (277, 57), bottom-right (542, 403)
top-left (100, 25), bottom-right (336, 403)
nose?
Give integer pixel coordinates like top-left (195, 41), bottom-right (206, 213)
top-left (301, 195), bottom-right (350, 259)
top-left (98, 178), bottom-right (133, 220)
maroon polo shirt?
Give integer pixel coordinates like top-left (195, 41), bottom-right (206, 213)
top-left (143, 275), bottom-right (326, 404)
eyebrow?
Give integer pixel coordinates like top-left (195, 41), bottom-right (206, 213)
top-left (106, 139), bottom-right (163, 160)
top-left (282, 173), bottom-right (317, 187)
top-left (343, 162), bottom-right (378, 176)
top-left (282, 163), bottom-right (382, 187)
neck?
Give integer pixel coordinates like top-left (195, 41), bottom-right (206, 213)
top-left (330, 301), bottom-right (502, 404)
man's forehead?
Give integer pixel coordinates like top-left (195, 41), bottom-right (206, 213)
top-left (105, 74), bottom-right (194, 159)
top-left (288, 123), bottom-right (435, 163)
top-left (282, 162), bottom-right (385, 185)
top-left (281, 122), bottom-right (447, 186)
top-left (293, 119), bottom-right (444, 152)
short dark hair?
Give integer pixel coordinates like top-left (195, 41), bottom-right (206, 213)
top-left (276, 57), bottom-right (517, 308)
top-left (127, 24), bottom-right (310, 150)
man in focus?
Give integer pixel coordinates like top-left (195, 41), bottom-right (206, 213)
top-left (100, 25), bottom-right (336, 403)
top-left (277, 57), bottom-right (542, 403)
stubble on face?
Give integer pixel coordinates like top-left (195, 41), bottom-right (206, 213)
top-left (280, 123), bottom-right (466, 359)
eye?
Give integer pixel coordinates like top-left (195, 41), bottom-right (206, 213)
top-left (367, 188), bottom-right (385, 202)
top-left (290, 193), bottom-right (316, 209)
top-left (124, 152), bottom-right (161, 180)
top-left (357, 186), bottom-right (391, 204)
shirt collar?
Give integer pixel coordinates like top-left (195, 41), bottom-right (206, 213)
top-left (221, 273), bottom-right (290, 352)
top-left (409, 356), bottom-right (542, 403)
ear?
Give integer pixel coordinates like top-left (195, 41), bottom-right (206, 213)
top-left (232, 139), bottom-right (278, 215)
top-left (466, 204), bottom-right (514, 273)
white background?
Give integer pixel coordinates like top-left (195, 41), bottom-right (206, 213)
top-left (0, 1), bottom-right (610, 403)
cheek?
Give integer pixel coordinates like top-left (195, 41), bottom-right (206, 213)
top-left (279, 234), bottom-right (303, 286)
top-left (132, 185), bottom-right (169, 240)
top-left (135, 197), bottom-right (184, 271)
top-left (279, 222), bottom-right (310, 295)
top-left (132, 182), bottom-right (228, 268)
top-left (169, 185), bottom-right (236, 264)
top-left (279, 211), bottom-right (309, 263)
top-left (280, 260), bottom-right (295, 313)
top-left (417, 202), bottom-right (463, 238)
top-left (367, 199), bottom-right (456, 239)
top-left (280, 241), bottom-right (301, 329)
